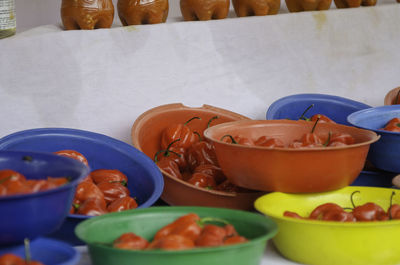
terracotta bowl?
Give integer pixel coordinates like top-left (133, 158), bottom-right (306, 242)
top-left (384, 87), bottom-right (400, 105)
top-left (131, 103), bottom-right (265, 210)
top-left (204, 120), bottom-right (380, 193)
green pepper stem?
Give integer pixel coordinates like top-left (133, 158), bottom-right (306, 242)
top-left (389, 191), bottom-right (396, 220)
top-left (220, 135), bottom-right (237, 144)
top-left (194, 131), bottom-right (202, 142)
top-left (24, 238), bottom-right (31, 264)
top-left (311, 117), bottom-right (320, 133)
top-left (184, 117), bottom-right (201, 126)
top-left (323, 131), bottom-right (332, 147)
top-left (197, 217), bottom-right (230, 228)
top-left (154, 138), bottom-right (182, 162)
top-left (207, 116), bottom-right (219, 128)
top-left (299, 104), bottom-right (314, 121)
top-left (350, 190), bottom-right (360, 208)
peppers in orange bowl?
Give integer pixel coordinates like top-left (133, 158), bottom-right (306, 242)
top-left (204, 119), bottom-right (379, 193)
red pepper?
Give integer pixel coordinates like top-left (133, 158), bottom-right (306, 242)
top-left (90, 169), bottom-right (128, 185)
top-left (224, 236), bottom-right (248, 245)
top-left (195, 224), bottom-right (227, 247)
top-left (96, 181), bottom-right (130, 205)
top-left (382, 118), bottom-right (400, 132)
top-left (76, 197), bottom-right (108, 216)
top-left (148, 234), bottom-right (195, 250)
top-left (155, 139), bottom-right (187, 171)
top-left (389, 204), bottom-right (400, 219)
top-left (156, 158), bottom-right (182, 180)
top-left (322, 209), bottom-right (356, 222)
top-left (107, 196), bottom-right (138, 212)
top-left (187, 172), bottom-right (217, 190)
top-left (160, 117), bottom-right (201, 150)
top-left (328, 132), bottom-right (355, 146)
top-left (54, 150), bottom-right (89, 166)
top-left (221, 134), bottom-right (254, 146)
top-left (153, 213), bottom-right (202, 241)
top-left (186, 141), bottom-right (219, 171)
top-left (216, 180), bottom-right (248, 193)
top-left (193, 164), bottom-right (226, 184)
top-left (310, 114), bottom-right (336, 124)
top-left (254, 136), bottom-right (285, 148)
top-left (309, 203), bottom-right (344, 220)
top-left (353, 202), bottom-right (386, 221)
top-left (113, 232), bottom-right (149, 250)
top-left (74, 181), bottom-right (107, 209)
top-left (283, 211), bottom-right (305, 219)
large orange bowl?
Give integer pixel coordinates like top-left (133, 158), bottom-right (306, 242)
top-left (131, 103), bottom-right (265, 210)
top-left (384, 86), bottom-right (400, 105)
top-left (204, 120), bottom-right (380, 193)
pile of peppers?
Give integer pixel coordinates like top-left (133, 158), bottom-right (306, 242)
top-left (113, 213), bottom-right (248, 251)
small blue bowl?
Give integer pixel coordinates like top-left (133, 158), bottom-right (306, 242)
top-left (0, 128), bottom-right (164, 245)
top-left (0, 150), bottom-right (89, 246)
top-left (0, 237), bottom-right (80, 265)
top-left (348, 105), bottom-right (400, 173)
top-left (266, 93), bottom-right (371, 125)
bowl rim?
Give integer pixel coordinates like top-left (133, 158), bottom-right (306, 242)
top-left (131, 103), bottom-right (260, 197)
top-left (266, 93), bottom-right (372, 120)
top-left (0, 128), bottom-right (164, 211)
top-left (204, 119), bottom-right (380, 151)
top-left (0, 150), bottom-right (90, 201)
top-left (347, 105), bottom-right (400, 135)
top-left (254, 186), bottom-right (400, 228)
top-left (75, 206), bottom-right (278, 254)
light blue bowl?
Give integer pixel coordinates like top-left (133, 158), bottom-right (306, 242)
top-left (0, 128), bottom-right (164, 245)
top-left (348, 105), bottom-right (400, 173)
top-left (267, 93), bottom-right (371, 125)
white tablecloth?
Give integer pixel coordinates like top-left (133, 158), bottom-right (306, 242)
top-left (1, 3), bottom-right (400, 264)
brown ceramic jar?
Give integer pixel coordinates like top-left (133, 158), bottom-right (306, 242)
top-left (232, 0), bottom-right (280, 16)
top-left (286, 0), bottom-right (331, 11)
top-left (334, 0), bottom-right (361, 8)
top-left (180, 0), bottom-right (230, 21)
top-left (117, 0), bottom-right (169, 25)
top-left (61, 0), bottom-right (114, 30)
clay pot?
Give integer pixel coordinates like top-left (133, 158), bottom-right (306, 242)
top-left (286, 0), bottom-right (331, 12)
top-left (334, 0), bottom-right (361, 8)
top-left (361, 0), bottom-right (377, 5)
top-left (117, 0), bottom-right (169, 25)
top-left (131, 103), bottom-right (266, 211)
top-left (180, 0), bottom-right (230, 21)
top-left (384, 87), bottom-right (400, 105)
top-left (232, 0), bottom-right (280, 16)
top-left (61, 0), bottom-right (114, 30)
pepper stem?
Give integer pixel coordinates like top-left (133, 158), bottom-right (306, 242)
top-left (350, 190), bottom-right (360, 208)
top-left (24, 238), bottom-right (31, 264)
top-left (389, 191), bottom-right (396, 220)
top-left (207, 116), bottom-right (219, 128)
top-left (220, 135), bottom-right (237, 144)
top-left (299, 104), bottom-right (314, 121)
top-left (184, 117), bottom-right (201, 126)
top-left (311, 117), bottom-right (320, 133)
top-left (197, 217), bottom-right (230, 228)
top-left (323, 131), bottom-right (332, 147)
top-left (194, 131), bottom-right (202, 142)
top-left (154, 139), bottom-right (182, 162)
top-left (0, 175), bottom-right (13, 185)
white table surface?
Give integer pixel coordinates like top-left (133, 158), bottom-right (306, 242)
top-left (1, 2), bottom-right (400, 264)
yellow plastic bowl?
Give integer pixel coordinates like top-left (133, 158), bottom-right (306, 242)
top-left (254, 186), bottom-right (400, 265)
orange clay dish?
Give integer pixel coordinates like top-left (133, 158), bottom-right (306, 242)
top-left (154, 116), bottom-right (253, 193)
top-left (284, 191), bottom-right (400, 222)
top-left (54, 150), bottom-right (138, 216)
top-left (112, 213), bottom-right (248, 251)
top-left (0, 169), bottom-right (68, 197)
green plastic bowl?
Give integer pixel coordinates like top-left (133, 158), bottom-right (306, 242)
top-left (75, 206), bottom-right (278, 265)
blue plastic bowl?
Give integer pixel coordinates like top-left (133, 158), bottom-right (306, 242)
top-left (348, 105), bottom-right (400, 173)
top-left (0, 128), bottom-right (164, 245)
top-left (0, 237), bottom-right (80, 265)
top-left (0, 150), bottom-right (89, 246)
top-left (351, 170), bottom-right (395, 188)
top-left (266, 93), bottom-right (371, 126)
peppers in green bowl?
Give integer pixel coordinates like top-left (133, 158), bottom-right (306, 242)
top-left (75, 206), bottom-right (277, 265)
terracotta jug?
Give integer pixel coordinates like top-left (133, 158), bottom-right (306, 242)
top-left (117, 0), bottom-right (169, 25)
top-left (180, 0), bottom-right (230, 21)
top-left (286, 0), bottom-right (331, 11)
top-left (61, 0), bottom-right (114, 30)
top-left (232, 0), bottom-right (280, 16)
top-left (334, 0), bottom-right (361, 8)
